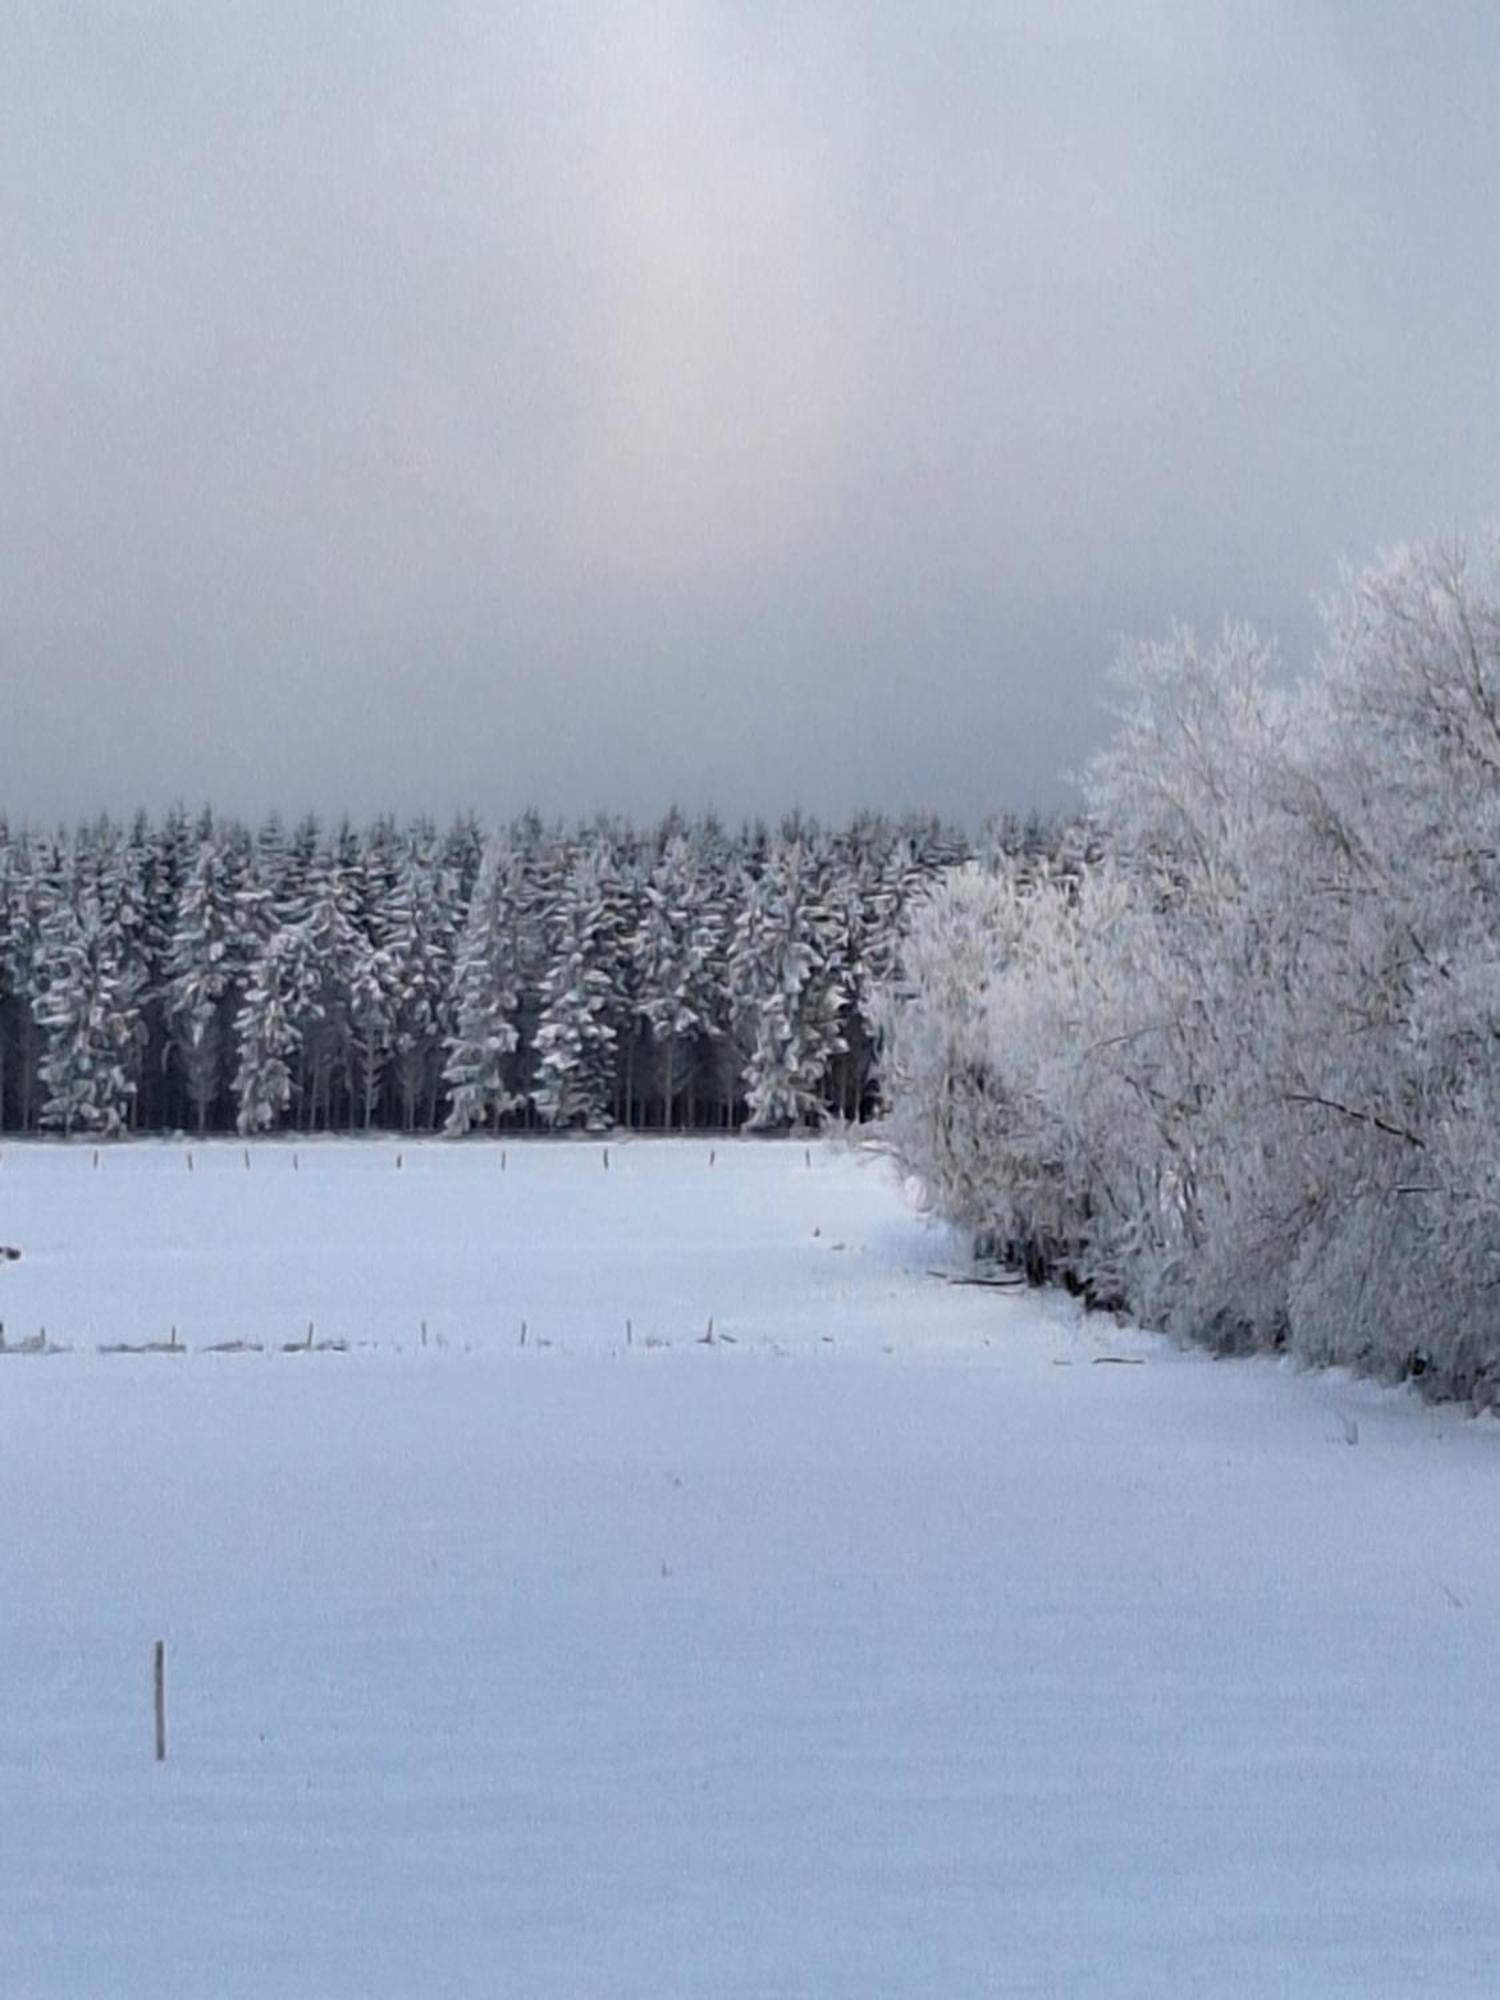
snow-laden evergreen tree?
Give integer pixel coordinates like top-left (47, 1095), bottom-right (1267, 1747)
top-left (442, 812), bottom-right (486, 910)
top-left (385, 834), bottom-right (459, 1131)
top-left (1, 834), bottom-right (59, 1131)
top-left (164, 838), bottom-right (241, 1133)
top-left (127, 807), bottom-right (190, 1128)
top-left (77, 823), bottom-right (154, 1127)
top-left (817, 838), bottom-right (881, 1122)
top-left (232, 930), bottom-right (306, 1134)
top-left (443, 838), bottom-right (526, 1134)
top-left (293, 850), bottom-right (376, 1129)
top-left (34, 889), bottom-right (145, 1136)
top-left (729, 837), bottom-right (846, 1130)
top-left (630, 832), bottom-right (726, 1128)
top-left (0, 833), bottom-right (43, 1132)
top-left (532, 844), bottom-right (621, 1130)
top-left (598, 828), bottom-right (644, 1124)
top-left (345, 835), bottom-right (400, 1131)
top-left (348, 941), bottom-right (396, 1131)
top-left (689, 817), bottom-right (744, 1125)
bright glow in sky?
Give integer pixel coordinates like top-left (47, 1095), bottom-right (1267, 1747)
top-left (3, 1), bottom-right (1497, 825)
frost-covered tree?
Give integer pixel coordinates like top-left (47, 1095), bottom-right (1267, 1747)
top-left (0, 834), bottom-right (51, 1132)
top-left (729, 838), bottom-right (846, 1130)
top-left (882, 529), bottom-right (1500, 1404)
top-left (34, 890), bottom-right (144, 1136)
top-left (443, 839), bottom-right (527, 1134)
top-left (293, 853), bottom-right (376, 1129)
top-left (384, 834), bottom-right (459, 1131)
top-left (532, 845), bottom-right (621, 1130)
top-left (232, 930), bottom-right (305, 1134)
top-left (165, 839), bottom-right (241, 1133)
top-left (629, 834), bottom-right (725, 1128)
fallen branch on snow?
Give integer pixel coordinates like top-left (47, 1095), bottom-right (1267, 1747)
top-left (926, 1268), bottom-right (1026, 1289)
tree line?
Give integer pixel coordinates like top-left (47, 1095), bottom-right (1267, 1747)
top-left (879, 532), bottom-right (1500, 1404)
top-left (0, 807), bottom-right (998, 1140)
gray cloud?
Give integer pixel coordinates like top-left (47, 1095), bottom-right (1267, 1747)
top-left (3, 1), bottom-right (1497, 826)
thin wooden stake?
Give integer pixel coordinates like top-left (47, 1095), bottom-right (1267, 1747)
top-left (154, 1641), bottom-right (166, 1762)
top-left (709, 1149), bottom-right (716, 1167)
top-left (501, 1149), bottom-right (508, 1172)
top-left (93, 1149), bottom-right (100, 1170)
top-left (805, 1147), bottom-right (811, 1169)
top-left (305, 1319), bottom-right (314, 1349)
top-left (186, 1151), bottom-right (194, 1173)
top-left (396, 1152), bottom-right (403, 1170)
top-left (626, 1317), bottom-right (633, 1346)
top-left (293, 1152), bottom-right (300, 1172)
top-left (602, 1146), bottom-right (610, 1170)
top-left (519, 1319), bottom-right (527, 1347)
top-left (243, 1148), bottom-right (251, 1170)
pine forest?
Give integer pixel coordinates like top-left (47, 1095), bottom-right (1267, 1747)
top-left (0, 808), bottom-right (989, 1140)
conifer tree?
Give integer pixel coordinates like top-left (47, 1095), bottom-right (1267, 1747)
top-left (35, 890), bottom-right (144, 1136)
top-left (532, 845), bottom-right (620, 1130)
top-left (165, 839), bottom-right (241, 1133)
top-left (729, 838), bottom-right (846, 1130)
top-left (443, 839), bottom-right (526, 1134)
top-left (232, 930), bottom-right (304, 1134)
top-left (385, 835), bottom-right (459, 1131)
top-left (630, 833), bottom-right (725, 1128)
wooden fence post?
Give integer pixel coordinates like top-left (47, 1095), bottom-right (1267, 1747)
top-left (154, 1641), bottom-right (166, 1762)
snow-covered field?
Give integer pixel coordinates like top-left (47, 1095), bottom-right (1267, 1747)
top-left (1, 1137), bottom-right (1497, 1997)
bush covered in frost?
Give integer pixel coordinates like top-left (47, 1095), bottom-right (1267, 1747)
top-left (879, 532), bottom-right (1500, 1403)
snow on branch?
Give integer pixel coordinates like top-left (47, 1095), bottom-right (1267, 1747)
top-left (880, 528), bottom-right (1500, 1405)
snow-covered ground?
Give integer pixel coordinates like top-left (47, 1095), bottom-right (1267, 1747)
top-left (0, 1137), bottom-right (1497, 1997)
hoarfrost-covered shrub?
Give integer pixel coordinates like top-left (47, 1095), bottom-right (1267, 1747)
top-left (874, 863), bottom-right (1031, 1250)
top-left (880, 531), bottom-right (1500, 1402)
top-left (877, 851), bottom-right (1152, 1296)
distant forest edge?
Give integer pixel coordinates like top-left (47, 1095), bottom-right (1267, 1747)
top-left (0, 808), bottom-right (1058, 1139)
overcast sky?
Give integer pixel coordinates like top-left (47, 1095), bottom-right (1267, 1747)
top-left (2, 2), bottom-right (1497, 829)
